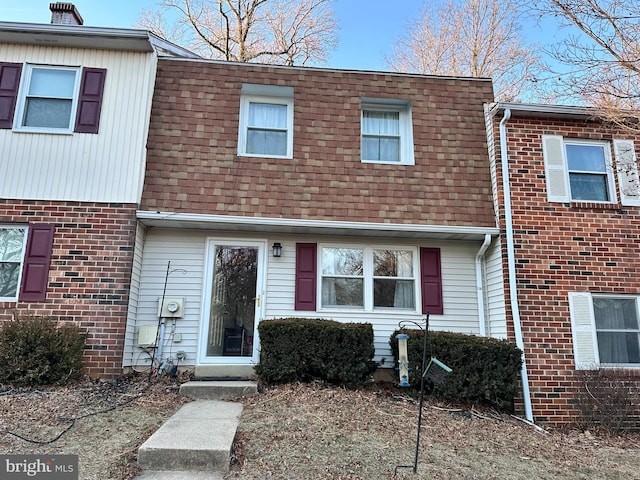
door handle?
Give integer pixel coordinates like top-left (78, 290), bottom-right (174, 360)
top-left (256, 294), bottom-right (261, 307)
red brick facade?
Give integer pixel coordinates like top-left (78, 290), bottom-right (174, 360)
top-left (142, 59), bottom-right (496, 228)
top-left (0, 200), bottom-right (137, 378)
top-left (492, 111), bottom-right (640, 424)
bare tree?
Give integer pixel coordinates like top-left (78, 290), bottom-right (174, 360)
top-left (135, 0), bottom-right (338, 66)
top-left (387, 0), bottom-right (544, 101)
top-left (533, 0), bottom-right (640, 127)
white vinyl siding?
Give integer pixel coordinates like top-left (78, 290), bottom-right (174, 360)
top-left (266, 237), bottom-right (482, 365)
top-left (122, 223), bottom-right (147, 367)
top-left (0, 45), bottom-right (157, 203)
top-left (484, 239), bottom-right (507, 339)
top-left (129, 230), bottom-right (485, 368)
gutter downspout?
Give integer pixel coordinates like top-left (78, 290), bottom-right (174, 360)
top-left (499, 108), bottom-right (534, 422)
top-left (475, 233), bottom-right (492, 337)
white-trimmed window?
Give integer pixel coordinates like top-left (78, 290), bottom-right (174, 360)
top-left (0, 226), bottom-right (27, 301)
top-left (320, 245), bottom-right (417, 311)
top-left (238, 84), bottom-right (294, 158)
top-left (540, 135), bottom-right (640, 204)
top-left (361, 99), bottom-right (414, 165)
top-left (565, 142), bottom-right (613, 202)
top-left (569, 292), bottom-right (640, 368)
top-left (15, 65), bottom-right (80, 132)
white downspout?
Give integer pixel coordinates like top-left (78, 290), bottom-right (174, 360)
top-left (475, 233), bottom-right (492, 337)
top-left (499, 108), bottom-right (534, 422)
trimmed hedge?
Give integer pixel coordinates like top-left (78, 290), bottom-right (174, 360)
top-left (0, 315), bottom-right (85, 386)
top-left (390, 329), bottom-right (522, 410)
top-left (256, 318), bottom-right (377, 387)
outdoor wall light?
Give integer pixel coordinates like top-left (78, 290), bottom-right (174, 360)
top-left (396, 333), bottom-right (410, 387)
top-left (272, 242), bottom-right (282, 257)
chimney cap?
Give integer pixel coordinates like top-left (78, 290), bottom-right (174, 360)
top-left (49, 3), bottom-right (84, 26)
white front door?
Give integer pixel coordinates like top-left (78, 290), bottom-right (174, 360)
top-left (198, 239), bottom-right (265, 364)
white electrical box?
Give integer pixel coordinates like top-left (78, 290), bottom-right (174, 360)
top-left (137, 325), bottom-right (158, 347)
top-left (158, 297), bottom-right (185, 318)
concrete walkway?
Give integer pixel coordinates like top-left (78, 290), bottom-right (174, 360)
top-left (135, 381), bottom-right (257, 479)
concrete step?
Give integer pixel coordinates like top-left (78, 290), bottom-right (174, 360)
top-left (137, 400), bottom-right (242, 473)
top-left (179, 380), bottom-right (257, 400)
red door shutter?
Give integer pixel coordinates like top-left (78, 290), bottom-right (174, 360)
top-left (74, 67), bottom-right (106, 134)
top-left (19, 224), bottom-right (55, 302)
top-left (0, 62), bottom-right (22, 129)
top-left (420, 247), bottom-right (443, 315)
top-left (295, 243), bottom-right (317, 311)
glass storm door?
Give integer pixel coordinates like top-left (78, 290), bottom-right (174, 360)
top-left (200, 241), bottom-right (264, 363)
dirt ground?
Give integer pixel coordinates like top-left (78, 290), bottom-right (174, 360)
top-left (1, 376), bottom-right (640, 479)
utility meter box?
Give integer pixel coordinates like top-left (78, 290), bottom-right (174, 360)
top-left (158, 297), bottom-right (185, 318)
top-left (137, 325), bottom-right (158, 348)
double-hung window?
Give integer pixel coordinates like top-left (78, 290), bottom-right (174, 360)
top-left (16, 65), bottom-right (80, 132)
top-left (593, 296), bottom-right (640, 364)
top-left (542, 136), bottom-right (620, 203)
top-left (569, 292), bottom-right (640, 368)
top-left (0, 226), bottom-right (27, 300)
top-left (565, 142), bottom-right (613, 202)
top-left (238, 84), bottom-right (294, 158)
top-left (320, 246), bottom-right (417, 311)
top-left (361, 99), bottom-right (414, 165)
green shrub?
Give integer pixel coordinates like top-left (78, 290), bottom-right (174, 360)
top-left (390, 329), bottom-right (522, 410)
top-left (256, 318), bottom-right (377, 387)
top-left (0, 315), bottom-right (85, 386)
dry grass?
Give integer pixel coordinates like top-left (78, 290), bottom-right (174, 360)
top-left (229, 382), bottom-right (640, 480)
top-left (2, 377), bottom-right (640, 480)
top-left (0, 374), bottom-right (188, 480)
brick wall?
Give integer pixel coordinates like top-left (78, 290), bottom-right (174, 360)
top-left (493, 115), bottom-right (640, 424)
top-left (0, 200), bottom-right (137, 378)
top-left (142, 59), bottom-right (496, 228)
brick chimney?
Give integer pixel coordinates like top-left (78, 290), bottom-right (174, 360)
top-left (49, 3), bottom-right (84, 26)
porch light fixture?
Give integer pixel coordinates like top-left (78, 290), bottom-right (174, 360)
top-left (272, 242), bottom-right (282, 257)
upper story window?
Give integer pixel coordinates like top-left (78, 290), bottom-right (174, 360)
top-left (542, 135), bottom-right (626, 204)
top-left (238, 84), bottom-right (294, 159)
top-left (0, 62), bottom-right (107, 134)
top-left (565, 142), bottom-right (613, 202)
top-left (361, 99), bottom-right (414, 165)
top-left (320, 245), bottom-right (417, 311)
top-left (0, 226), bottom-right (27, 301)
top-left (17, 66), bottom-right (80, 131)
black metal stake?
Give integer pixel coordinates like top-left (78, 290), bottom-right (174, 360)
top-left (394, 314), bottom-right (430, 476)
top-left (412, 315), bottom-right (430, 473)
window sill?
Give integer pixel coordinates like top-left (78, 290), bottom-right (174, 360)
top-left (237, 152), bottom-right (292, 160)
top-left (361, 159), bottom-right (414, 166)
top-left (568, 201), bottom-right (621, 211)
top-left (13, 127), bottom-right (74, 135)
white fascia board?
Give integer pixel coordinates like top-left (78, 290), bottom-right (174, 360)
top-left (0, 22), bottom-right (198, 57)
top-left (136, 210), bottom-right (499, 241)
